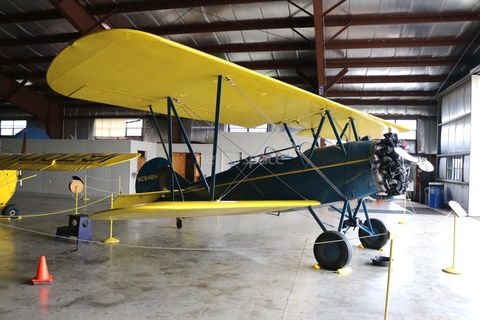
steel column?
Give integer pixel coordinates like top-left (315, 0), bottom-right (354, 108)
top-left (0, 73), bottom-right (63, 139)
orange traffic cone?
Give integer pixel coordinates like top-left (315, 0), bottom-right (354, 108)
top-left (32, 256), bottom-right (53, 285)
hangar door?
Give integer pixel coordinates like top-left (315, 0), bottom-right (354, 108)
top-left (172, 152), bottom-right (201, 182)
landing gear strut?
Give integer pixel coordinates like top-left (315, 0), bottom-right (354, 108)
top-left (308, 198), bottom-right (389, 270)
top-left (358, 218), bottom-right (388, 249)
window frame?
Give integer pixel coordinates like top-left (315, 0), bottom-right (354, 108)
top-left (0, 119), bottom-right (27, 136)
top-left (228, 124), bottom-right (268, 133)
top-left (446, 155), bottom-right (463, 182)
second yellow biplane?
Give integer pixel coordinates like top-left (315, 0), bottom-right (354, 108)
top-left (47, 29), bottom-right (433, 270)
top-left (0, 151), bottom-right (139, 217)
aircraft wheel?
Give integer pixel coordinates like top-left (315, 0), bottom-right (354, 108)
top-left (359, 218), bottom-right (388, 249)
top-left (176, 218), bottom-right (183, 229)
top-left (2, 204), bottom-right (19, 217)
top-left (313, 231), bottom-right (352, 270)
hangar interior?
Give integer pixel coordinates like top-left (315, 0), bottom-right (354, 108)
top-left (1, 1), bottom-right (480, 319)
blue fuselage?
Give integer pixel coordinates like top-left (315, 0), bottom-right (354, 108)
top-left (169, 140), bottom-right (378, 205)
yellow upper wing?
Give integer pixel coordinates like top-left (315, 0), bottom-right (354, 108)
top-left (47, 29), bottom-right (409, 140)
top-left (89, 200), bottom-right (320, 221)
top-left (0, 153), bottom-right (139, 171)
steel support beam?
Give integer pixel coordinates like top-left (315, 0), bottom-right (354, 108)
top-left (237, 57), bottom-right (463, 70)
top-left (325, 12), bottom-right (480, 27)
top-left (142, 17), bottom-right (314, 35)
top-left (3, 34), bottom-right (477, 52)
top-left (325, 37), bottom-right (479, 50)
top-left (313, 0), bottom-right (325, 96)
top-left (324, 67), bottom-right (349, 92)
top-left (327, 90), bottom-right (437, 97)
top-left (2, 5), bottom-right (478, 27)
top-left (0, 73), bottom-right (63, 139)
top-left (48, 0), bottom-right (108, 35)
top-left (332, 99), bottom-right (437, 107)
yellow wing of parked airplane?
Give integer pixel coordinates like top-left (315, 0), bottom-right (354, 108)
top-left (0, 152), bottom-right (139, 171)
top-left (47, 28), bottom-right (408, 140)
top-left (0, 152), bottom-right (139, 216)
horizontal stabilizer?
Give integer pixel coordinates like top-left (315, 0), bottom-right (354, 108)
top-left (0, 153), bottom-right (139, 171)
top-left (89, 200), bottom-right (320, 221)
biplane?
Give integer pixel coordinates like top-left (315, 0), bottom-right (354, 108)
top-left (46, 29), bottom-right (433, 270)
top-left (0, 150), bottom-right (139, 217)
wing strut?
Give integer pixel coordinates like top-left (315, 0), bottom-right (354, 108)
top-left (210, 75), bottom-right (223, 200)
top-left (149, 105), bottom-right (184, 201)
top-left (283, 123), bottom-right (305, 167)
top-left (325, 110), bottom-right (347, 155)
top-left (167, 101), bottom-right (176, 199)
top-left (167, 97), bottom-right (210, 193)
top-left (306, 114), bottom-right (326, 165)
top-left (349, 118), bottom-right (360, 141)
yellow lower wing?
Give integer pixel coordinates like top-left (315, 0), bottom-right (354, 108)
top-left (89, 200), bottom-right (320, 221)
top-left (112, 190), bottom-right (184, 208)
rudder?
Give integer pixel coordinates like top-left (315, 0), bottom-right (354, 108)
top-left (136, 157), bottom-right (191, 193)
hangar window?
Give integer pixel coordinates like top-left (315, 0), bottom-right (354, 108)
top-left (94, 119), bottom-right (143, 138)
top-left (446, 155), bottom-right (463, 181)
top-left (1, 120), bottom-right (27, 136)
top-left (228, 124), bottom-right (267, 132)
top-left (126, 119), bottom-right (143, 137)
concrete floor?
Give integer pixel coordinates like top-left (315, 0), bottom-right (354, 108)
top-left (1, 191), bottom-right (479, 320)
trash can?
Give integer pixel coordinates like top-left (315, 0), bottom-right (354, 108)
top-left (424, 187), bottom-right (429, 205)
top-left (428, 182), bottom-right (444, 208)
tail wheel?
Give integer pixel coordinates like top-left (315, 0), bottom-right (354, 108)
top-left (176, 218), bottom-right (183, 229)
top-left (358, 218), bottom-right (388, 249)
top-left (313, 231), bottom-right (352, 270)
top-left (2, 204), bottom-right (19, 217)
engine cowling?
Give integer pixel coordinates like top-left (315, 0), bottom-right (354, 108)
top-left (370, 132), bottom-right (410, 196)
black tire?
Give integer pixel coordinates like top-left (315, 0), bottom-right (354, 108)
top-left (313, 231), bottom-right (352, 270)
top-left (358, 218), bottom-right (388, 249)
top-left (2, 204), bottom-right (19, 217)
top-left (176, 218), bottom-right (183, 229)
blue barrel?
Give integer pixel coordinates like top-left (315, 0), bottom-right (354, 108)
top-left (428, 183), bottom-right (444, 208)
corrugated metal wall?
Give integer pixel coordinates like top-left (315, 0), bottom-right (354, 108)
top-left (438, 77), bottom-right (472, 211)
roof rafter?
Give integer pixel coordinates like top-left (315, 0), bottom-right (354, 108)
top-left (2, 4), bottom-right (478, 27)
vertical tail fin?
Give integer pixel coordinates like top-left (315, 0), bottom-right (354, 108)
top-left (135, 157), bottom-right (191, 193)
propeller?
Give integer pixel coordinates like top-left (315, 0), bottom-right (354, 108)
top-left (417, 158), bottom-right (434, 172)
top-left (394, 147), bottom-right (434, 172)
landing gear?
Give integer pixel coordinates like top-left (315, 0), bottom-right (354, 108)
top-left (358, 218), bottom-right (388, 249)
top-left (313, 231), bottom-right (352, 270)
top-left (308, 199), bottom-right (389, 270)
top-left (2, 204), bottom-right (19, 217)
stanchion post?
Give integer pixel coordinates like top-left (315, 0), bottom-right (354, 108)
top-left (103, 193), bottom-right (120, 244)
top-left (384, 231), bottom-right (398, 320)
top-left (443, 213), bottom-right (461, 274)
top-left (74, 185), bottom-right (79, 214)
top-left (399, 193), bottom-right (407, 225)
top-left (443, 201), bottom-right (467, 275)
top-left (82, 175), bottom-right (90, 200)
